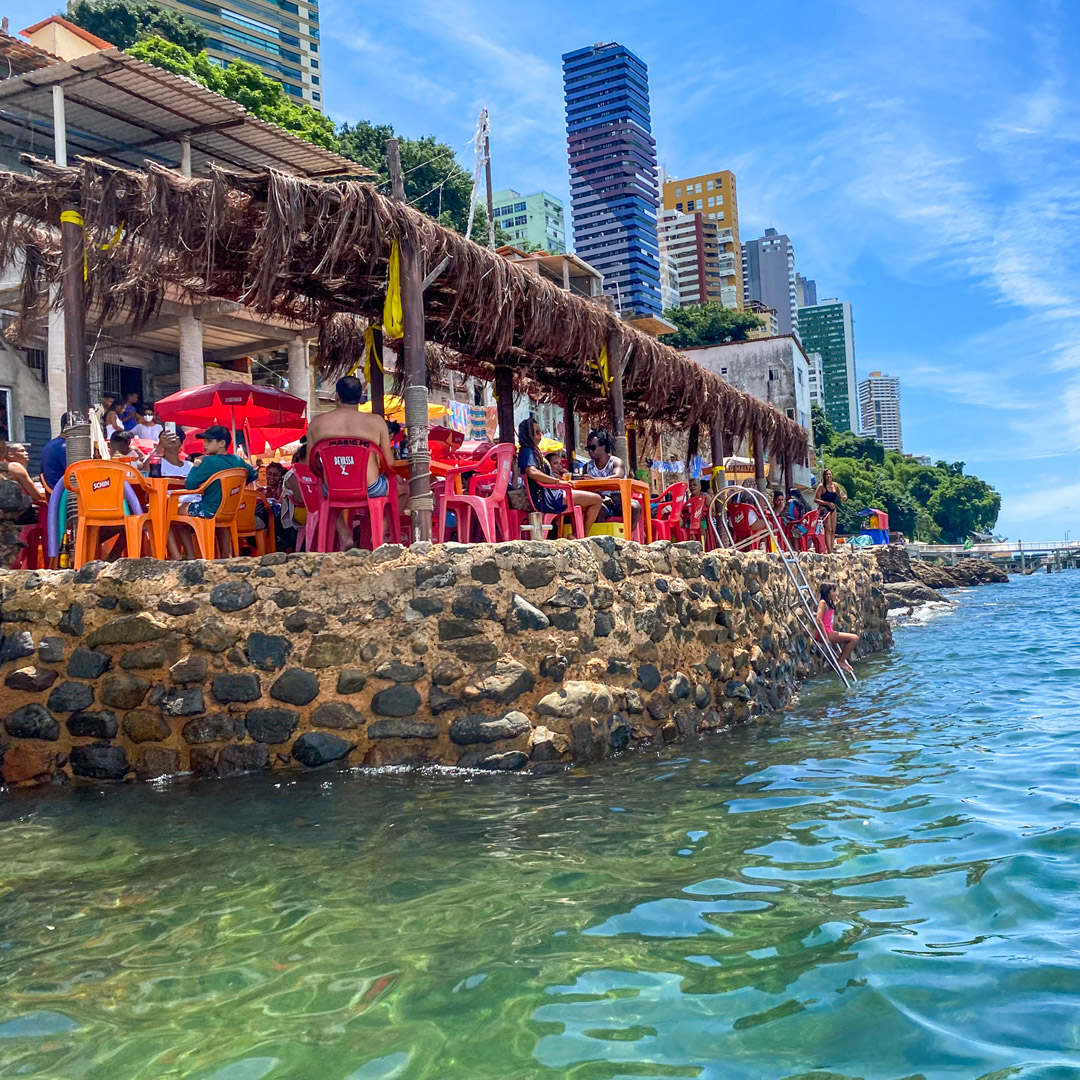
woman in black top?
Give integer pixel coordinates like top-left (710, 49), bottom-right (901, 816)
top-left (517, 417), bottom-right (602, 533)
top-left (814, 467), bottom-right (847, 553)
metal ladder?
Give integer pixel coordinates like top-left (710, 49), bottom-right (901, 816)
top-left (706, 486), bottom-right (855, 689)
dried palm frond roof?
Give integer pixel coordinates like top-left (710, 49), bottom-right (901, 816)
top-left (0, 155), bottom-right (809, 463)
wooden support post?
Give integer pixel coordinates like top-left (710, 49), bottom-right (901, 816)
top-left (495, 365), bottom-right (515, 445)
top-left (709, 425), bottom-right (723, 475)
top-left (783, 453), bottom-right (794, 496)
top-left (607, 331), bottom-right (628, 464)
top-left (60, 204), bottom-right (89, 426)
top-left (388, 137), bottom-right (432, 543)
top-left (627, 423), bottom-right (638, 473)
top-left (564, 394), bottom-right (577, 467)
top-left (752, 427), bottom-right (766, 491)
top-left (369, 325), bottom-right (385, 418)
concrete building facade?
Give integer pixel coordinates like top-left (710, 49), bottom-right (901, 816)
top-left (796, 273), bottom-right (817, 308)
top-left (657, 209), bottom-right (737, 308)
top-left (660, 169), bottom-right (741, 308)
top-left (742, 228), bottom-right (798, 337)
top-left (805, 350), bottom-right (825, 409)
top-left (685, 334), bottom-right (814, 487)
top-left (798, 298), bottom-right (857, 432)
top-left (859, 370), bottom-right (902, 451)
top-left (563, 42), bottom-right (662, 317)
top-left (490, 188), bottom-right (566, 253)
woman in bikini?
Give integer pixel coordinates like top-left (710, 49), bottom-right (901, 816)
top-left (817, 581), bottom-right (858, 674)
top-left (814, 468), bottom-right (847, 553)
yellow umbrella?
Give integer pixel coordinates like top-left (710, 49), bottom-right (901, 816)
top-left (538, 436), bottom-right (564, 453)
top-left (359, 396), bottom-right (448, 423)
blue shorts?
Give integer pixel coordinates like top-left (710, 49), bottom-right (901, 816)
top-left (368, 474), bottom-right (389, 498)
top-left (185, 500), bottom-right (216, 519)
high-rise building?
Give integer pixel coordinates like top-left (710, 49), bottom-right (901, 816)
top-left (490, 189), bottom-right (566, 253)
top-left (805, 350), bottom-right (825, 408)
top-left (798, 298), bottom-right (857, 431)
top-left (165, 0), bottom-right (322, 108)
top-left (563, 42), bottom-right (662, 317)
top-left (796, 273), bottom-right (817, 308)
top-left (660, 170), bottom-right (741, 308)
top-left (742, 229), bottom-right (798, 336)
top-left (859, 371), bottom-right (902, 451)
top-left (657, 209), bottom-right (737, 308)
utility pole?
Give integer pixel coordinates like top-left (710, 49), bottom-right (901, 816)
top-left (484, 116), bottom-right (496, 251)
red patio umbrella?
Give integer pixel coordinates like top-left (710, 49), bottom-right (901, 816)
top-left (155, 382), bottom-right (307, 454)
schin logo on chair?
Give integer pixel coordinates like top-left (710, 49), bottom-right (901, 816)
top-left (92, 479), bottom-right (111, 491)
top-left (229, 486), bottom-right (241, 496)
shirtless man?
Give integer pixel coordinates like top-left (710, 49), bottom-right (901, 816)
top-left (0, 434), bottom-right (45, 501)
top-left (305, 375), bottom-right (401, 548)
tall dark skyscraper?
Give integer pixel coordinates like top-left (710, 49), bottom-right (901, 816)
top-left (562, 42), bottom-right (662, 317)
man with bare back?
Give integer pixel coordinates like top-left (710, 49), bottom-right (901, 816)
top-left (305, 375), bottom-right (402, 547)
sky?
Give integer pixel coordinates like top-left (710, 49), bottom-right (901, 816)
top-left (22, 0), bottom-right (1080, 539)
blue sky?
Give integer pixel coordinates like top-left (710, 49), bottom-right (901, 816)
top-left (311, 0), bottom-right (1080, 540)
top-left (20, 0), bottom-right (1078, 538)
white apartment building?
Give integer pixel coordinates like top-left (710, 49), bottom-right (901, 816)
top-left (858, 370), bottom-right (902, 451)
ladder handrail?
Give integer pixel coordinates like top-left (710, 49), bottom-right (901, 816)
top-left (705, 486), bottom-right (855, 689)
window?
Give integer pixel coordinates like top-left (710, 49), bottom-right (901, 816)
top-left (311, 74), bottom-right (319, 84)
top-left (694, 182), bottom-right (702, 193)
top-left (674, 186), bottom-right (681, 196)
top-left (514, 202), bottom-right (526, 212)
top-left (769, 369), bottom-right (779, 381)
top-left (720, 366), bottom-right (728, 375)
top-left (706, 179), bottom-right (714, 190)
top-left (707, 196), bottom-right (715, 207)
top-left (686, 199), bottom-right (694, 210)
top-left (786, 408), bottom-right (795, 419)
top-left (675, 202), bottom-right (683, 211)
top-left (311, 58), bottom-right (318, 68)
top-left (23, 347), bottom-right (46, 384)
top-left (312, 91), bottom-right (320, 101)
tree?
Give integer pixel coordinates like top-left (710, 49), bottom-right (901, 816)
top-left (659, 302), bottom-right (765, 349)
top-left (811, 403), bottom-right (835, 450)
top-left (67, 0), bottom-right (205, 52)
top-left (927, 474), bottom-right (1001, 543)
top-left (128, 38), bottom-right (338, 150)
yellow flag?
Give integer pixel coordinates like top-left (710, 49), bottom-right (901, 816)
top-left (591, 344), bottom-right (612, 389)
top-left (362, 324), bottom-right (384, 383)
top-left (382, 239), bottom-right (404, 340)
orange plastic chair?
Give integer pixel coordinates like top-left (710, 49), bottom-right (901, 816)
top-left (236, 488), bottom-right (275, 556)
top-left (165, 468), bottom-right (248, 559)
top-left (63, 460), bottom-right (156, 568)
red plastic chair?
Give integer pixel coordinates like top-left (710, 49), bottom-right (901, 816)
top-left (524, 474), bottom-right (586, 540)
top-left (309, 438), bottom-right (401, 552)
top-left (435, 443), bottom-right (514, 543)
top-left (650, 483), bottom-right (687, 541)
top-left (289, 463), bottom-right (322, 552)
top-left (727, 498), bottom-right (766, 551)
top-left (672, 493), bottom-right (706, 544)
top-left (63, 460), bottom-right (157, 568)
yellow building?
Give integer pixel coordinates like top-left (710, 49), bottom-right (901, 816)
top-left (661, 170), bottom-right (743, 308)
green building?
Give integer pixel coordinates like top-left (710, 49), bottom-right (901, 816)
top-left (490, 189), bottom-right (566, 253)
top-left (797, 298), bottom-right (857, 432)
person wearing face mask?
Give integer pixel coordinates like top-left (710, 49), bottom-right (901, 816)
top-left (133, 405), bottom-right (164, 442)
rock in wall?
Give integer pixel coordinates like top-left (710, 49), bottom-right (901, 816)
top-left (0, 538), bottom-right (891, 788)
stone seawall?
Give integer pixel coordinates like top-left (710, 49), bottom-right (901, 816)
top-left (0, 539), bottom-right (891, 788)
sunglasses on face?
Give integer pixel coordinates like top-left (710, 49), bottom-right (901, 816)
top-left (587, 444), bottom-right (599, 451)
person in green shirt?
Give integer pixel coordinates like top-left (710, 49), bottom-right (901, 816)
top-left (171, 425), bottom-right (258, 559)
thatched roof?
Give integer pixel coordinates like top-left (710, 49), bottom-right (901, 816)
top-left (0, 155), bottom-right (808, 463)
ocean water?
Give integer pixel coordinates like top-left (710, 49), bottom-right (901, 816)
top-left (1, 571), bottom-right (1079, 1079)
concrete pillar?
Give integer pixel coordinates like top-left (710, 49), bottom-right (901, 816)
top-left (178, 309), bottom-right (204, 389)
top-left (47, 287), bottom-right (66, 434)
top-left (287, 336), bottom-right (311, 415)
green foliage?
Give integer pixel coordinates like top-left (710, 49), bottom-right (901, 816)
top-left (67, 0), bottom-right (205, 52)
top-left (811, 403), bottom-right (835, 450)
top-left (817, 421), bottom-right (1000, 543)
top-left (338, 121), bottom-right (508, 244)
top-left (127, 38), bottom-right (337, 150)
top-left (660, 302), bottom-right (765, 349)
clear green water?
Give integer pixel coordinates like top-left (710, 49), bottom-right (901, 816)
top-left (2, 572), bottom-right (1080, 1079)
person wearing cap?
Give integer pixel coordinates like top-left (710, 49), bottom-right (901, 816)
top-left (171, 425), bottom-right (257, 558)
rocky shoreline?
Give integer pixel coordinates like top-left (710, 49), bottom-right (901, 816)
top-left (874, 545), bottom-right (1009, 609)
